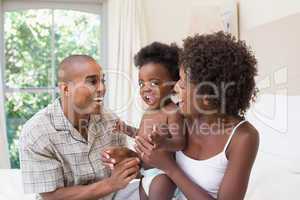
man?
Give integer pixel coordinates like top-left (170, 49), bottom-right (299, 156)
top-left (19, 55), bottom-right (140, 200)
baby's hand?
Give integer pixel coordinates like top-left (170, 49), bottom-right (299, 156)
top-left (101, 146), bottom-right (139, 169)
top-left (148, 124), bottom-right (171, 149)
top-left (112, 119), bottom-right (127, 133)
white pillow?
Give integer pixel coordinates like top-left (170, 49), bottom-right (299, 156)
top-left (0, 169), bottom-right (35, 200)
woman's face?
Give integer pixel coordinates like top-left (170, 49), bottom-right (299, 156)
top-left (175, 67), bottom-right (197, 116)
top-left (175, 67), bottom-right (202, 117)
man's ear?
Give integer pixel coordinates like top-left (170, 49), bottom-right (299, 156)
top-left (58, 82), bottom-right (69, 96)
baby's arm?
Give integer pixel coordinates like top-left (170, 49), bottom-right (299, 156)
top-left (150, 111), bottom-right (186, 151)
top-left (113, 120), bottom-right (138, 138)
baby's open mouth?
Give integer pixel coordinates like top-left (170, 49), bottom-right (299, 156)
top-left (143, 94), bottom-right (156, 105)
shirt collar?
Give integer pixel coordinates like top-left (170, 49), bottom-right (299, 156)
top-left (47, 98), bottom-right (108, 145)
top-left (48, 98), bottom-right (72, 131)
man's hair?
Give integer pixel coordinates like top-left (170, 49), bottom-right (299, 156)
top-left (58, 55), bottom-right (96, 82)
top-left (134, 42), bottom-right (180, 81)
top-left (180, 31), bottom-right (258, 117)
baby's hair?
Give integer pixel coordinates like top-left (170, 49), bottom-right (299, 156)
top-left (134, 42), bottom-right (180, 81)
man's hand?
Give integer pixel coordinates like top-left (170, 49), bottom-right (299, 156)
top-left (108, 158), bottom-right (140, 191)
top-left (101, 147), bottom-right (139, 169)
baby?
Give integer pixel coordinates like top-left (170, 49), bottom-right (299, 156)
top-left (112, 42), bottom-right (186, 200)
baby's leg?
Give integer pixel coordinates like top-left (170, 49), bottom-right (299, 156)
top-left (148, 174), bottom-right (176, 200)
top-left (139, 180), bottom-right (148, 200)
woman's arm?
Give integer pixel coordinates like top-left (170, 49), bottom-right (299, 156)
top-left (217, 125), bottom-right (259, 200)
top-left (166, 164), bottom-right (215, 200)
top-left (136, 124), bottom-right (259, 200)
top-left (135, 136), bottom-right (213, 200)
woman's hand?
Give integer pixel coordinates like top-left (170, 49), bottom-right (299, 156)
top-left (148, 124), bottom-right (171, 149)
top-left (135, 134), bottom-right (176, 172)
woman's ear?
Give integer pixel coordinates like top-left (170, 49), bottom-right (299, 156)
top-left (201, 94), bottom-right (218, 114)
top-left (202, 94), bottom-right (211, 106)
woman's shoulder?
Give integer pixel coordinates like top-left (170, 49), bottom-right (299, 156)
top-left (228, 120), bottom-right (259, 159)
top-left (236, 121), bottom-right (259, 142)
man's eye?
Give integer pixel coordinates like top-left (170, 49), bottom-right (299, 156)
top-left (87, 79), bottom-right (97, 85)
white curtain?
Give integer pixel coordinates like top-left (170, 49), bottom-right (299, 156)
top-left (0, 0), bottom-right (11, 169)
top-left (106, 0), bottom-right (147, 127)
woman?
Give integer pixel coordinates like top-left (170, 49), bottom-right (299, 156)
top-left (135, 31), bottom-right (259, 200)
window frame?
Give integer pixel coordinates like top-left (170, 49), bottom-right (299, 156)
top-left (0, 0), bottom-right (108, 168)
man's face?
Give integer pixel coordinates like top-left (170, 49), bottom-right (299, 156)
top-left (66, 61), bottom-right (106, 115)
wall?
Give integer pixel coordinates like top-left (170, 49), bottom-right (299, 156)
top-left (239, 0), bottom-right (300, 95)
top-left (144, 0), bottom-right (227, 44)
top-left (237, 1), bottom-right (300, 198)
top-left (144, 0), bottom-right (300, 94)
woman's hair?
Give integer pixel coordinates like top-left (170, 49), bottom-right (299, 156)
top-left (180, 31), bottom-right (258, 117)
top-left (134, 42), bottom-right (180, 81)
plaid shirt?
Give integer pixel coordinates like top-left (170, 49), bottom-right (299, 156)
top-left (19, 99), bottom-right (127, 199)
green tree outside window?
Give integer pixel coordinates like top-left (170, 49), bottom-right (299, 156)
top-left (4, 9), bottom-right (101, 168)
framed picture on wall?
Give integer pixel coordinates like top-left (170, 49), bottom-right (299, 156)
top-left (188, 0), bottom-right (239, 38)
top-left (221, 1), bottom-right (239, 38)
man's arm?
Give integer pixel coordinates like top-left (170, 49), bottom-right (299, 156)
top-left (41, 158), bottom-right (140, 200)
top-left (41, 179), bottom-right (114, 200)
top-left (20, 124), bottom-right (139, 200)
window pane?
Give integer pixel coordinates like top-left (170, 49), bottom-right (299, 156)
top-left (5, 93), bottom-right (52, 168)
top-left (54, 10), bottom-right (101, 83)
top-left (4, 8), bottom-right (102, 169)
top-left (4, 10), bottom-right (52, 88)
top-left (4, 9), bottom-right (101, 88)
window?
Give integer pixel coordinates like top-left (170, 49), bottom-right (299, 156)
top-left (0, 1), bottom-right (106, 168)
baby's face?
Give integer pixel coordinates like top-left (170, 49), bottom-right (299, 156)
top-left (138, 63), bottom-right (174, 110)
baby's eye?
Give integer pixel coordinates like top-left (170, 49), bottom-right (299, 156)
top-left (138, 81), bottom-right (144, 88)
top-left (179, 79), bottom-right (185, 89)
top-left (150, 80), bottom-right (160, 87)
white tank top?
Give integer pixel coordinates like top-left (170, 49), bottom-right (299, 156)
top-left (175, 120), bottom-right (247, 199)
